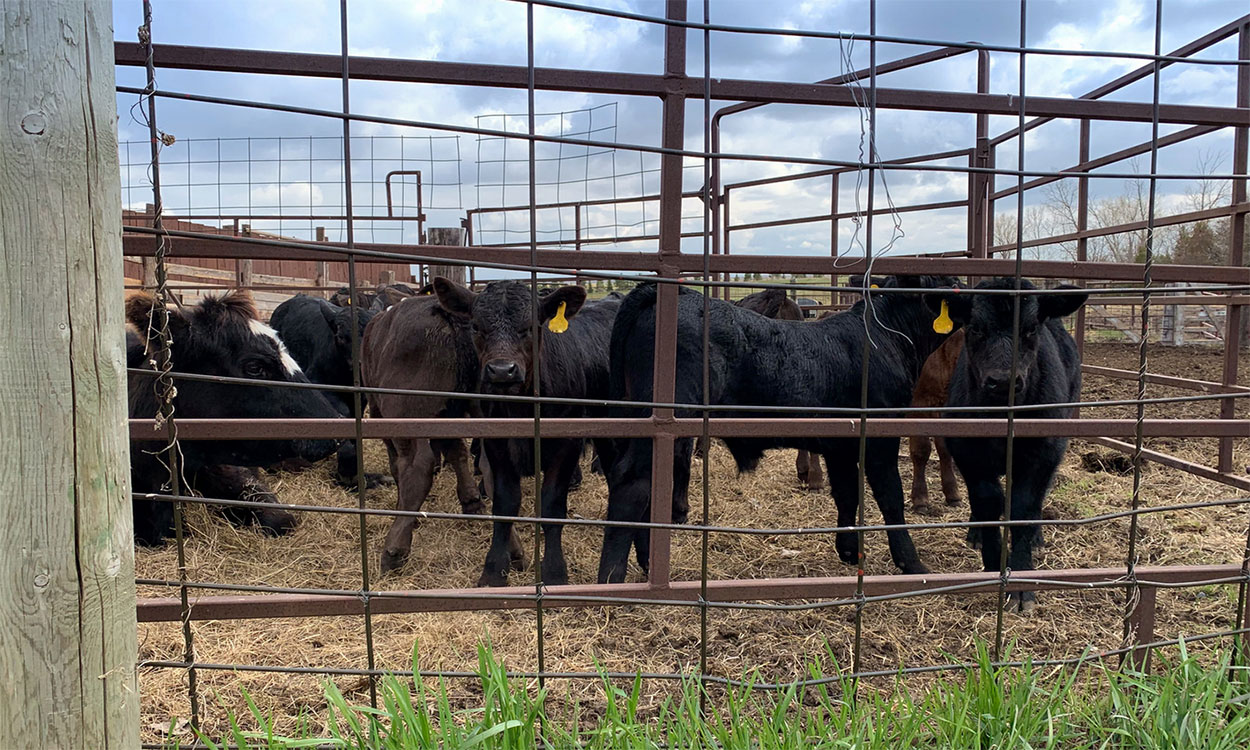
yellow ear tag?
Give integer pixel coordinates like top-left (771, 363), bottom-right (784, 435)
top-left (870, 284), bottom-right (879, 289)
top-left (933, 298), bottom-right (954, 334)
top-left (547, 301), bottom-right (569, 334)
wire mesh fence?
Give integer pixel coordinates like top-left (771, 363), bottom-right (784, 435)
top-left (118, 0), bottom-right (1250, 743)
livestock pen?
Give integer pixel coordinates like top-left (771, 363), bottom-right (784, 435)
top-left (3, 0), bottom-right (1249, 747)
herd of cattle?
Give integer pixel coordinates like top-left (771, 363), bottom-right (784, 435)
top-left (126, 272), bottom-right (1088, 612)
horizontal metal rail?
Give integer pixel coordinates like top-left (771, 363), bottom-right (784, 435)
top-left (120, 228), bottom-right (1250, 284)
top-left (115, 84), bottom-right (1250, 178)
top-left (134, 564), bottom-right (1246, 622)
top-left (127, 417), bottom-right (1250, 441)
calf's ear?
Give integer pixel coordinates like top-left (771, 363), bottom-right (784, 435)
top-left (1038, 285), bottom-right (1088, 320)
top-left (539, 285), bottom-right (587, 324)
top-left (923, 291), bottom-right (972, 325)
top-left (125, 291), bottom-right (188, 339)
top-left (432, 277), bottom-right (477, 318)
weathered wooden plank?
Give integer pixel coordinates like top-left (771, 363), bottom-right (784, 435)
top-left (0, 1), bottom-right (137, 747)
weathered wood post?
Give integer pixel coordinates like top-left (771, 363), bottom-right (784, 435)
top-left (0, 1), bottom-right (138, 747)
top-left (314, 227), bottom-right (330, 299)
top-left (427, 226), bottom-right (467, 285)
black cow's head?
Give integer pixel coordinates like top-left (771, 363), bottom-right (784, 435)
top-left (126, 290), bottom-right (341, 467)
top-left (329, 305), bottom-right (375, 364)
top-left (433, 277), bottom-right (586, 395)
top-left (925, 278), bottom-right (1087, 402)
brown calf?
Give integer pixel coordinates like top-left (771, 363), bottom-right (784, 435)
top-left (907, 329), bottom-right (965, 514)
top-left (362, 293), bottom-right (485, 574)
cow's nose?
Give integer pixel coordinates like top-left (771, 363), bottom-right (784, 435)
top-left (485, 360), bottom-right (521, 383)
top-left (984, 372), bottom-right (1024, 394)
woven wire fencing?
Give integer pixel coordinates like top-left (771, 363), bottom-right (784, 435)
top-left (118, 0), bottom-right (1250, 743)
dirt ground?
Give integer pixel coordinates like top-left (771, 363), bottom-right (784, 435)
top-left (135, 342), bottom-right (1250, 743)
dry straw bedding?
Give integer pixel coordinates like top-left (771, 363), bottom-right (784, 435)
top-left (136, 343), bottom-right (1249, 742)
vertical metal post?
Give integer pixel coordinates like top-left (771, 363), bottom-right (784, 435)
top-left (1122, 0), bottom-right (1163, 665)
top-left (338, 0), bottom-right (378, 713)
top-left (721, 187), bottom-right (732, 299)
top-left (830, 172), bottom-right (839, 305)
top-left (1218, 23), bottom-right (1249, 474)
top-left (647, 0), bottom-right (687, 587)
top-left (1125, 585), bottom-right (1158, 671)
top-left (1075, 119), bottom-right (1091, 358)
top-left (972, 49), bottom-right (991, 286)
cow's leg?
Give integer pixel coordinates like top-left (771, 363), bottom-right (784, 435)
top-left (479, 441), bottom-right (523, 587)
top-left (825, 454), bottom-right (861, 566)
top-left (935, 437), bottom-right (961, 506)
top-left (538, 440), bottom-right (583, 586)
top-left (963, 473), bottom-right (1006, 573)
top-left (1004, 454), bottom-right (1060, 614)
top-left (380, 439), bottom-right (437, 574)
top-left (334, 439), bottom-right (393, 490)
top-left (865, 438), bottom-right (928, 575)
top-left (435, 438), bottom-right (484, 515)
top-left (806, 451), bottom-right (824, 491)
top-left (908, 436), bottom-right (933, 515)
top-left (795, 450), bottom-right (811, 487)
top-left (194, 465), bottom-right (297, 536)
top-left (599, 438), bottom-right (651, 584)
top-left (671, 437), bottom-right (693, 526)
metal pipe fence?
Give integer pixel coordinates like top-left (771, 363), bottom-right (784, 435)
top-left (120, 0), bottom-right (1250, 736)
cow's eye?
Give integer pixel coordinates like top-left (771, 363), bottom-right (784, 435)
top-left (242, 360), bottom-right (269, 379)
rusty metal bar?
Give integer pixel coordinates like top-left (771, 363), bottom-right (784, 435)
top-left (1125, 585), bottom-right (1159, 671)
top-left (117, 76), bottom-right (1250, 136)
top-left (134, 564), bottom-right (1244, 622)
top-left (645, 0), bottom-right (687, 589)
top-left (988, 201), bottom-right (1250, 254)
top-left (1083, 364), bottom-right (1250, 394)
top-left (1219, 23), bottom-right (1250, 474)
top-left (986, 15), bottom-right (1248, 148)
top-left (991, 125), bottom-right (1221, 202)
top-left (1084, 437), bottom-right (1250, 493)
top-left (119, 230), bottom-right (1250, 284)
top-left (728, 198), bottom-right (967, 234)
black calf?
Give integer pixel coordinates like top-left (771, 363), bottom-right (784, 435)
top-left (433, 278), bottom-right (620, 587)
top-left (270, 294), bottom-right (389, 488)
top-left (926, 278), bottom-right (1087, 613)
top-left (598, 275), bottom-right (959, 584)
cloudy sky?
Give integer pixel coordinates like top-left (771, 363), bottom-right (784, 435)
top-left (112, 0), bottom-right (1247, 263)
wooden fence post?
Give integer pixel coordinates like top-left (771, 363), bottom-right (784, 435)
top-left (0, 1), bottom-right (138, 747)
top-left (237, 224), bottom-right (253, 288)
top-left (428, 226), bottom-right (467, 285)
top-left (314, 227), bottom-right (330, 298)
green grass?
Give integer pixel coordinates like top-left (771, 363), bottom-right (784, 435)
top-left (176, 639), bottom-right (1250, 749)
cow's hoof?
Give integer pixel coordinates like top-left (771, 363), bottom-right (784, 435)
top-left (334, 473), bottom-right (393, 491)
top-left (541, 568), bottom-right (569, 587)
top-left (379, 548), bottom-right (408, 575)
top-left (944, 494), bottom-right (962, 506)
top-left (1007, 591), bottom-right (1038, 615)
top-left (804, 482), bottom-right (825, 492)
top-left (911, 501), bottom-right (941, 517)
top-left (836, 539), bottom-right (858, 565)
top-left (966, 528), bottom-right (983, 551)
top-left (900, 561), bottom-right (930, 575)
top-left (477, 570), bottom-right (509, 588)
top-left (461, 498), bottom-right (486, 516)
top-left (275, 457), bottom-right (315, 474)
top-left (672, 509), bottom-right (689, 525)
